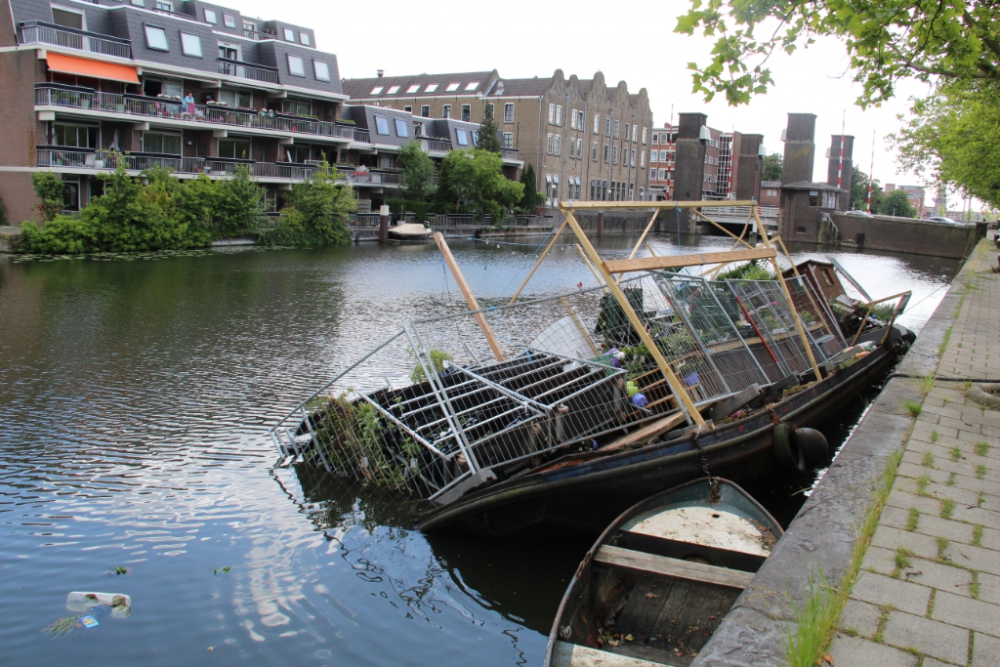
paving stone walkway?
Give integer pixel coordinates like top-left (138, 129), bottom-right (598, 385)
top-left (829, 240), bottom-right (1000, 667)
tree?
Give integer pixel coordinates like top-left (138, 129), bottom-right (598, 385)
top-left (31, 172), bottom-right (65, 222)
top-left (878, 189), bottom-right (917, 218)
top-left (519, 163), bottom-right (540, 212)
top-left (675, 0), bottom-right (1000, 107)
top-left (892, 81), bottom-right (1000, 209)
top-left (849, 167), bottom-right (884, 212)
top-left (397, 140), bottom-right (436, 201)
top-left (762, 153), bottom-right (783, 181)
top-left (213, 165), bottom-right (266, 238)
top-left (476, 105), bottom-right (502, 154)
top-left (261, 162), bottom-right (356, 246)
top-left (435, 149), bottom-right (524, 223)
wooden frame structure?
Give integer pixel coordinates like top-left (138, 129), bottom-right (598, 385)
top-left (508, 200), bottom-right (824, 429)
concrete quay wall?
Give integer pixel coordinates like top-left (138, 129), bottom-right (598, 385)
top-left (692, 241), bottom-right (987, 667)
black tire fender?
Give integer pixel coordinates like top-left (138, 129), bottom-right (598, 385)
top-left (794, 427), bottom-right (829, 468)
top-left (773, 422), bottom-right (807, 474)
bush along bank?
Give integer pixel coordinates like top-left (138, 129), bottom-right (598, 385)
top-left (18, 159), bottom-right (355, 254)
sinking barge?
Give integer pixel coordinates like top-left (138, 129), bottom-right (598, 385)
top-left (269, 201), bottom-right (913, 538)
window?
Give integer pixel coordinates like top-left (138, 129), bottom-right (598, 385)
top-left (131, 0), bottom-right (144, 6)
top-left (204, 9), bottom-right (217, 23)
top-left (555, 105), bottom-right (562, 126)
top-left (603, 144), bottom-right (609, 162)
top-left (613, 146), bottom-right (618, 164)
top-left (219, 89), bottom-right (251, 108)
top-left (548, 103), bottom-right (555, 124)
top-left (218, 137), bottom-right (251, 159)
top-left (553, 135), bottom-right (560, 156)
top-left (374, 115), bottom-right (390, 135)
top-left (594, 114), bottom-right (600, 133)
top-left (605, 118), bottom-right (611, 137)
top-left (283, 28), bottom-right (295, 41)
top-left (632, 125), bottom-right (638, 142)
top-left (461, 104), bottom-right (470, 122)
top-left (456, 129), bottom-right (469, 146)
top-left (370, 86), bottom-right (383, 95)
top-left (570, 110), bottom-right (577, 130)
top-left (218, 43), bottom-right (238, 60)
top-left (650, 151), bottom-right (657, 163)
top-left (421, 105), bottom-right (429, 118)
top-left (652, 133), bottom-right (659, 144)
top-left (387, 85), bottom-right (400, 94)
top-left (242, 20), bottom-right (255, 34)
top-left (547, 133), bottom-right (554, 155)
top-left (403, 105), bottom-right (412, 113)
top-left (424, 83), bottom-right (438, 92)
top-left (504, 103), bottom-right (514, 123)
top-left (591, 141), bottom-right (598, 161)
top-left (143, 25), bottom-right (169, 51)
top-left (52, 6), bottom-right (84, 30)
top-left (414, 123), bottom-right (423, 137)
top-left (287, 55), bottom-right (305, 77)
top-left (631, 149), bottom-right (636, 167)
top-left (394, 118), bottom-right (408, 137)
top-left (155, 2), bottom-right (172, 12)
top-left (640, 151), bottom-right (645, 168)
top-left (282, 98), bottom-right (311, 116)
top-left (569, 137), bottom-right (576, 158)
top-left (614, 120), bottom-right (620, 138)
top-left (502, 132), bottom-right (513, 149)
top-left (642, 127), bottom-right (647, 144)
top-left (661, 150), bottom-right (668, 161)
top-left (442, 105), bottom-right (451, 118)
top-left (180, 32), bottom-right (202, 57)
top-left (407, 84), bottom-right (421, 93)
top-left (142, 131), bottom-right (181, 154)
top-left (659, 169), bottom-right (668, 180)
top-left (300, 33), bottom-right (310, 46)
top-left (465, 82), bottom-right (479, 91)
top-left (472, 131), bottom-right (479, 144)
top-left (446, 82), bottom-right (460, 92)
top-left (314, 61), bottom-right (330, 81)
top-left (53, 123), bottom-right (98, 148)
top-left (625, 123), bottom-right (630, 141)
top-left (223, 14), bottom-right (235, 28)
top-left (639, 187), bottom-right (644, 200)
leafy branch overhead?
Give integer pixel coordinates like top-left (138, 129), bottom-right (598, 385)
top-left (676, 0), bottom-right (1000, 106)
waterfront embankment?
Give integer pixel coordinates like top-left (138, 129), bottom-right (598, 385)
top-left (693, 237), bottom-right (998, 667)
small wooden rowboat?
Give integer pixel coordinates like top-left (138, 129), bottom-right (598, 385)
top-left (387, 222), bottom-right (432, 241)
top-left (545, 478), bottom-right (782, 667)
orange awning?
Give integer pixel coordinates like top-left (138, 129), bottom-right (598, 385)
top-left (46, 52), bottom-right (139, 84)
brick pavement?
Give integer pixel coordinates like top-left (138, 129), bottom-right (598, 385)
top-left (829, 240), bottom-right (1000, 667)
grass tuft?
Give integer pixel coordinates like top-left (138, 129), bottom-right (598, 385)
top-left (947, 471), bottom-right (957, 486)
top-left (939, 327), bottom-right (953, 356)
top-left (922, 451), bottom-right (936, 468)
top-left (941, 499), bottom-right (956, 520)
top-left (904, 400), bottom-right (922, 418)
top-left (916, 475), bottom-right (931, 496)
top-left (930, 430), bottom-right (939, 443)
top-left (919, 374), bottom-right (935, 395)
top-left (973, 524), bottom-right (984, 547)
top-left (951, 447), bottom-right (963, 462)
top-left (937, 537), bottom-right (950, 559)
top-left (906, 507), bottom-right (920, 531)
top-left (975, 442), bottom-right (990, 456)
top-left (976, 464), bottom-right (987, 479)
top-left (892, 547), bottom-right (916, 577)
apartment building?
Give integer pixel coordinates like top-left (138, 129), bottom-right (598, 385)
top-left (884, 184), bottom-right (927, 218)
top-left (343, 69), bottom-right (653, 205)
top-left (0, 0), bottom-right (519, 222)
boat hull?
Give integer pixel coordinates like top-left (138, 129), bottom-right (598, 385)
top-left (418, 337), bottom-right (903, 538)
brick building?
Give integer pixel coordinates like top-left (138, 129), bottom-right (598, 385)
top-left (884, 184), bottom-right (926, 218)
top-left (0, 0), bottom-right (519, 223)
top-left (342, 69), bottom-right (654, 205)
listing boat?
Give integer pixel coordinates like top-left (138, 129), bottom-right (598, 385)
top-left (269, 201), bottom-right (912, 538)
top-left (387, 222), bottom-right (432, 241)
top-left (544, 478), bottom-right (782, 667)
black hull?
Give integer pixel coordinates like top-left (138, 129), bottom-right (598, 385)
top-left (419, 338), bottom-right (902, 538)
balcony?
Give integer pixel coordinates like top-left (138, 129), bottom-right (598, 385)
top-left (501, 148), bottom-right (519, 161)
top-left (36, 148), bottom-right (320, 181)
top-left (20, 22), bottom-right (132, 59)
top-left (217, 58), bottom-right (279, 84)
top-left (36, 86), bottom-right (364, 143)
top-left (335, 166), bottom-right (402, 186)
top-left (422, 139), bottom-right (452, 152)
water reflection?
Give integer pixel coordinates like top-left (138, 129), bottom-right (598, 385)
top-left (0, 236), bottom-right (962, 667)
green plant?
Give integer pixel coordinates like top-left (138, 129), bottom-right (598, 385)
top-left (212, 164), bottom-right (266, 238)
top-left (903, 400), bottom-right (922, 418)
top-left (939, 327), bottom-right (953, 356)
top-left (973, 525), bottom-right (984, 546)
top-left (410, 348), bottom-right (453, 383)
top-left (975, 442), bottom-right (990, 456)
top-left (398, 140), bottom-right (436, 202)
top-left (435, 149), bottom-right (524, 223)
top-left (906, 507), bottom-right (919, 531)
top-left (475, 104), bottom-right (502, 154)
top-left (941, 498), bottom-right (955, 519)
top-left (930, 430), bottom-right (939, 443)
top-left (922, 451), bottom-right (935, 468)
top-left (892, 546), bottom-right (915, 576)
top-left (31, 172), bottom-right (65, 222)
top-left (919, 375), bottom-right (935, 395)
top-left (717, 259), bottom-right (775, 281)
top-left (976, 464), bottom-right (987, 479)
top-left (783, 572), bottom-right (838, 667)
top-left (519, 163), bottom-right (540, 212)
top-left (950, 447), bottom-right (962, 462)
top-left (916, 475), bottom-right (931, 496)
top-left (259, 162), bottom-right (356, 247)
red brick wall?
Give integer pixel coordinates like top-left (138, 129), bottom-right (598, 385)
top-left (0, 49), bottom-right (47, 224)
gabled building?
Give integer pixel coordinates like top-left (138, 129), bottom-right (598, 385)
top-left (343, 69), bottom-right (653, 205)
top-left (0, 0), bottom-right (519, 222)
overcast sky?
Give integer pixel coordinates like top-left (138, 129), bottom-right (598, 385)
top-left (233, 0), bottom-right (965, 210)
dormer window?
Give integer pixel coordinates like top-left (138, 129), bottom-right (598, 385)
top-left (387, 85), bottom-right (400, 94)
top-left (313, 60), bottom-right (330, 81)
top-left (465, 82), bottom-right (479, 91)
top-left (370, 86), bottom-right (383, 95)
top-left (143, 25), bottom-right (169, 51)
top-left (424, 84), bottom-right (438, 92)
top-left (446, 83), bottom-right (460, 92)
top-left (300, 33), bottom-right (310, 46)
top-left (406, 84), bottom-right (420, 93)
top-left (283, 28), bottom-right (295, 41)
top-left (203, 9), bottom-right (216, 23)
top-left (223, 14), bottom-right (235, 28)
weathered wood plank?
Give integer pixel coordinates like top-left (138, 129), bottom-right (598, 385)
top-left (603, 247), bottom-right (777, 274)
top-left (600, 412), bottom-right (686, 452)
top-left (594, 545), bottom-right (754, 590)
top-left (551, 641), bottom-right (666, 667)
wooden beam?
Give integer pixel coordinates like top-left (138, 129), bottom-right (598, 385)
top-left (561, 297), bottom-right (600, 357)
top-left (615, 208), bottom-right (661, 285)
top-left (691, 208), bottom-right (756, 249)
top-left (563, 211), bottom-right (706, 427)
top-left (508, 216), bottom-right (569, 305)
top-left (433, 232), bottom-right (505, 362)
top-left (594, 545), bottom-right (754, 589)
top-left (558, 200), bottom-right (760, 211)
top-left (599, 412), bottom-right (686, 453)
top-left (576, 244), bottom-right (605, 286)
top-left (604, 247), bottom-right (777, 274)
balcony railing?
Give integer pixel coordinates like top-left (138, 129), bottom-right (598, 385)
top-left (335, 167), bottom-right (402, 186)
top-left (36, 148), bottom-right (321, 181)
top-left (422, 139), bottom-right (452, 152)
top-left (217, 58), bottom-right (279, 84)
top-left (20, 22), bottom-right (132, 59)
top-left (501, 148), bottom-right (519, 161)
top-left (36, 86), bottom-right (363, 142)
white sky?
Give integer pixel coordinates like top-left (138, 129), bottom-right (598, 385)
top-left (232, 0), bottom-right (968, 210)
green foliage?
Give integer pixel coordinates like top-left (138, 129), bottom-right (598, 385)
top-left (893, 81), bottom-right (1000, 209)
top-left (398, 140), bottom-right (436, 202)
top-left (878, 190), bottom-right (917, 218)
top-left (716, 259), bottom-right (775, 281)
top-left (762, 153), bottom-right (782, 181)
top-left (676, 0), bottom-right (1000, 107)
top-left (476, 104), bottom-right (502, 154)
top-left (212, 165), bottom-right (266, 237)
top-left (850, 167), bottom-right (884, 212)
top-left (435, 149), bottom-right (524, 223)
top-left (258, 162), bottom-right (356, 246)
top-left (519, 163), bottom-right (540, 211)
top-left (387, 198), bottom-right (434, 223)
top-left (31, 172), bottom-right (65, 222)
top-left (410, 348), bottom-right (452, 383)
top-left (783, 573), bottom-right (837, 667)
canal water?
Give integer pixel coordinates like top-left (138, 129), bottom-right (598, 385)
top-left (0, 235), bottom-right (961, 667)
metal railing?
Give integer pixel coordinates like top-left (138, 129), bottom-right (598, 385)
top-left (501, 148), bottom-right (519, 160)
top-left (335, 167), bottom-right (402, 186)
top-left (217, 58), bottom-right (279, 84)
top-left (20, 22), bottom-right (132, 59)
top-left (36, 87), bottom-right (363, 142)
top-left (422, 139), bottom-right (452, 152)
top-left (36, 148), bottom-right (320, 181)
